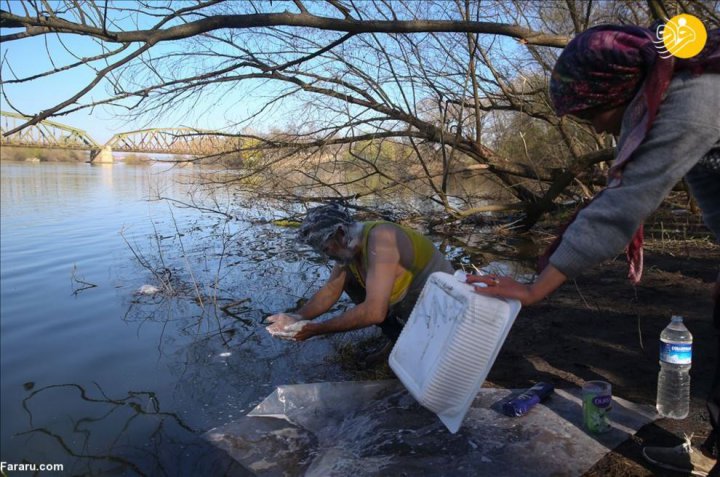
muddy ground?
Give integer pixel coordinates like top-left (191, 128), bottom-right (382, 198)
top-left (345, 239), bottom-right (718, 476)
top-left (466, 202), bottom-right (719, 476)
top-left (340, 240), bottom-right (720, 477)
top-left (327, 200), bottom-right (719, 476)
top-left (483, 242), bottom-right (718, 477)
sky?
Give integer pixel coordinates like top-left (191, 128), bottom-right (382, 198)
top-left (0, 1), bottom-right (286, 144)
top-left (0, 31), bottom-right (268, 144)
top-left (1, 35), bottom-right (130, 143)
top-left (0, 0), bottom-right (356, 145)
top-left (0, 0), bottom-right (530, 146)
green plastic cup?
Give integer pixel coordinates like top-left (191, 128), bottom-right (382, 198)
top-left (582, 380), bottom-right (612, 433)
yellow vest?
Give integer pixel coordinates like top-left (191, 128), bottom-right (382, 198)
top-left (347, 221), bottom-right (436, 305)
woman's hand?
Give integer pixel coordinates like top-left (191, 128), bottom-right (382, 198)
top-left (466, 264), bottom-right (569, 306)
top-left (467, 275), bottom-right (538, 305)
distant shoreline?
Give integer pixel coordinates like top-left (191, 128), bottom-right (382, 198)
top-left (1, 146), bottom-right (90, 163)
top-left (0, 147), bottom-right (155, 164)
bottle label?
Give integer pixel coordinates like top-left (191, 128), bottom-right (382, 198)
top-left (660, 341), bottom-right (692, 364)
top-left (592, 395), bottom-right (612, 408)
top-left (582, 385), bottom-right (612, 433)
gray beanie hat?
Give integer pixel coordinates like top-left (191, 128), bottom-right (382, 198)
top-left (297, 203), bottom-right (354, 251)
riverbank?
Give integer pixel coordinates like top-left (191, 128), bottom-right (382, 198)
top-left (337, 202), bottom-right (718, 476)
top-left (341, 240), bottom-right (717, 476)
top-left (495, 242), bottom-right (717, 477)
top-left (2, 160), bottom-right (715, 475)
top-left (0, 147), bottom-right (89, 162)
top-left (476, 200), bottom-right (718, 476)
top-left (0, 148), bottom-right (161, 164)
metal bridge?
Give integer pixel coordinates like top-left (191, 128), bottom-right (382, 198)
top-left (0, 111), bottom-right (239, 162)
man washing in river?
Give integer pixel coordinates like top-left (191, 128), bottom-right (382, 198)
top-left (265, 203), bottom-right (453, 361)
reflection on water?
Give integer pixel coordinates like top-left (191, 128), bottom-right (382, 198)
top-left (0, 161), bottom-right (536, 474)
top-left (20, 382), bottom-right (246, 476)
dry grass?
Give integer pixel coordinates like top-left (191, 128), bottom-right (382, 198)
top-left (643, 235), bottom-right (716, 256)
top-left (0, 147), bottom-right (87, 162)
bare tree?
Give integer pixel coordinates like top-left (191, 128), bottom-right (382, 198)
top-left (2, 0), bottom-right (717, 227)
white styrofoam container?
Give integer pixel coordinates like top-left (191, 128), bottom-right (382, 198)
top-left (389, 271), bottom-right (522, 433)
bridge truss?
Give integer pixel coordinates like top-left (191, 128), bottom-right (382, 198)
top-left (107, 128), bottom-right (239, 156)
top-left (1, 111), bottom-right (240, 160)
top-left (0, 111), bottom-right (100, 151)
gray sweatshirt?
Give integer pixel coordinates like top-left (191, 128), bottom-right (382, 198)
top-left (550, 72), bottom-right (720, 279)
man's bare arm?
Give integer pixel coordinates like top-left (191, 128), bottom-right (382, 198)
top-left (296, 264), bottom-right (348, 320)
top-left (295, 225), bottom-right (399, 339)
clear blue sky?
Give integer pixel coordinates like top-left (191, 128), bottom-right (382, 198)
top-left (1, 33), bottom-right (133, 143)
top-left (0, 0), bottom-right (330, 144)
top-left (0, 1), bottom-right (524, 145)
top-left (0, 24), bottom-right (282, 143)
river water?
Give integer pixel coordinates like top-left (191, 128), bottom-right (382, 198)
top-left (0, 160), bottom-right (533, 475)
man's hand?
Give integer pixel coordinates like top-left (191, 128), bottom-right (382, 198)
top-left (292, 322), bottom-right (316, 341)
top-left (265, 313), bottom-right (308, 340)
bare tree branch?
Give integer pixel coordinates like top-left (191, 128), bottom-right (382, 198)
top-left (0, 9), bottom-right (570, 47)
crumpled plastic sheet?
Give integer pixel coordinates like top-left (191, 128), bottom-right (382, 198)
top-left (203, 380), bottom-right (657, 477)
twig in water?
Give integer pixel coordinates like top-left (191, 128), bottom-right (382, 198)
top-left (119, 227), bottom-right (175, 295)
top-left (154, 195), bottom-right (234, 220)
top-left (71, 265), bottom-right (97, 295)
top-left (167, 205), bottom-right (203, 308)
top-left (219, 298), bottom-right (251, 313)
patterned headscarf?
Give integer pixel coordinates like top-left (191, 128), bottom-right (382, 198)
top-left (297, 203), bottom-right (354, 252)
top-left (545, 23), bottom-right (720, 283)
top-left (551, 25), bottom-right (658, 119)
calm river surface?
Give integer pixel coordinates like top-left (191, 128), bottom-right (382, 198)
top-left (0, 161), bottom-right (531, 475)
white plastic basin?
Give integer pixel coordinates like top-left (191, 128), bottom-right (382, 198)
top-left (389, 271), bottom-right (522, 433)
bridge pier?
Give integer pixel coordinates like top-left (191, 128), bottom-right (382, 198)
top-left (91, 146), bottom-right (113, 163)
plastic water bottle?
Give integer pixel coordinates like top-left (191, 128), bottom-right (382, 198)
top-left (656, 315), bottom-right (692, 419)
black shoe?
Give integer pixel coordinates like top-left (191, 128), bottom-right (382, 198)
top-left (642, 436), bottom-right (717, 477)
